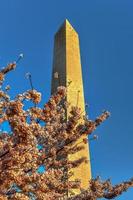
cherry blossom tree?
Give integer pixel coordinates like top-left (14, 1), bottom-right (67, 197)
top-left (0, 58), bottom-right (132, 200)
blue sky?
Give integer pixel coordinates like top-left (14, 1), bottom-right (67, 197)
top-left (0, 0), bottom-right (133, 199)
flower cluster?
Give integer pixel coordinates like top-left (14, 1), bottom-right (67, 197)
top-left (69, 177), bottom-right (133, 200)
top-left (0, 61), bottom-right (132, 200)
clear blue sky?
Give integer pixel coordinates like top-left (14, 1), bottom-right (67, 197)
top-left (0, 0), bottom-right (133, 199)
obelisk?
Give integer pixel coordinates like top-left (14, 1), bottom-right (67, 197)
top-left (51, 19), bottom-right (91, 194)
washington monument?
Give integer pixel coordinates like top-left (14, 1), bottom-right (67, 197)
top-left (51, 19), bottom-right (91, 193)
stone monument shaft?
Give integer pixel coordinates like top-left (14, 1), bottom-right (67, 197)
top-left (51, 19), bottom-right (91, 191)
